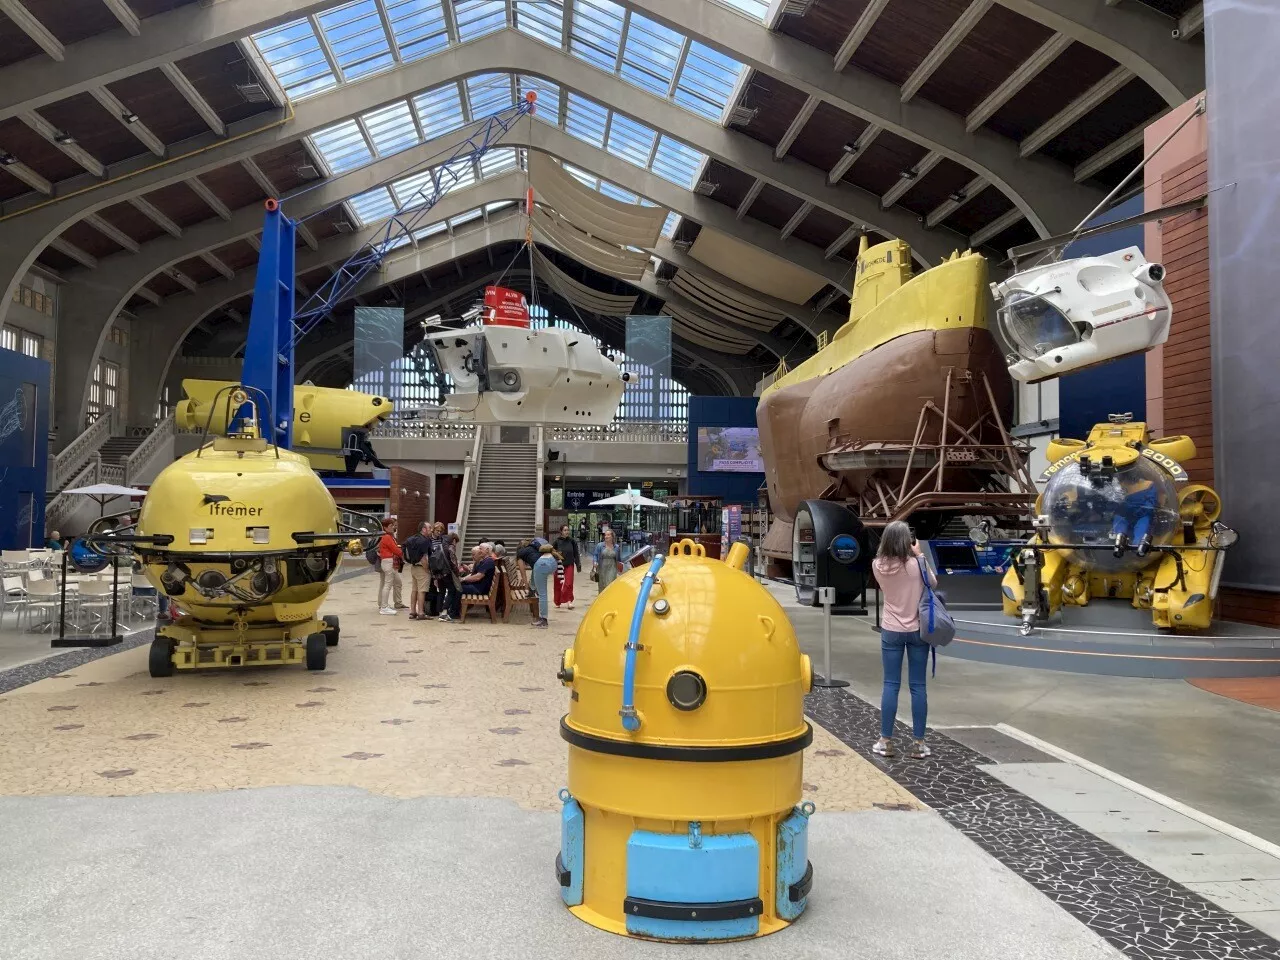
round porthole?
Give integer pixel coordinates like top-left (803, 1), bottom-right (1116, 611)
top-left (666, 670), bottom-right (707, 711)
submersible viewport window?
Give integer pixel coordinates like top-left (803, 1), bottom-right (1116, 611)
top-left (666, 671), bottom-right (707, 711)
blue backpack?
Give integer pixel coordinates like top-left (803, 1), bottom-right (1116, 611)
top-left (917, 557), bottom-right (955, 675)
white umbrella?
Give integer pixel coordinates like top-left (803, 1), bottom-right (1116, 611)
top-left (64, 482), bottom-right (147, 516)
top-left (589, 484), bottom-right (667, 509)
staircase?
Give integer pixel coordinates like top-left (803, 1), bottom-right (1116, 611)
top-left (98, 435), bottom-right (147, 474)
top-left (463, 442), bottom-right (539, 549)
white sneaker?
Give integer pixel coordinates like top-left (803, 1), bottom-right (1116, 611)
top-left (379, 607), bottom-right (396, 615)
top-left (566, 602), bottom-right (575, 610)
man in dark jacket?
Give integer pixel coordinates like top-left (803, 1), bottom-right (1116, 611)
top-left (552, 524), bottom-right (581, 610)
top-left (400, 521), bottom-right (432, 620)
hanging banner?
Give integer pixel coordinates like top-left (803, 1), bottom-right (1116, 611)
top-left (626, 314), bottom-right (672, 380)
top-left (483, 286), bottom-right (530, 328)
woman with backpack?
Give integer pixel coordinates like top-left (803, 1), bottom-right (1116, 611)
top-left (871, 520), bottom-right (936, 760)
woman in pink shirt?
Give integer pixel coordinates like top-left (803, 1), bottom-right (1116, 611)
top-left (871, 521), bottom-right (936, 759)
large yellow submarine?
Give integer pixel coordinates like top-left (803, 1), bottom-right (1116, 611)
top-left (95, 386), bottom-right (375, 677)
top-left (1002, 417), bottom-right (1237, 633)
top-left (175, 379), bottom-right (393, 473)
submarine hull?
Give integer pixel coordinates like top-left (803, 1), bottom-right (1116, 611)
top-left (758, 326), bottom-right (1012, 524)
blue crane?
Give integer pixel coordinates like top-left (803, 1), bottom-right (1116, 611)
top-left (238, 91), bottom-right (538, 448)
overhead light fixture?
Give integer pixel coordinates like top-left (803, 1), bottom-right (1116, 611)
top-left (694, 180), bottom-right (719, 197)
top-left (236, 81), bottom-right (270, 104)
top-left (296, 164), bottom-right (319, 180)
top-left (899, 169), bottom-right (918, 181)
top-left (0, 153), bottom-right (16, 166)
top-left (841, 142), bottom-right (860, 155)
top-left (334, 220), bottom-right (353, 234)
top-left (54, 132), bottom-right (76, 145)
top-left (726, 106), bottom-right (758, 126)
top-left (948, 190), bottom-right (968, 204)
top-left (121, 111), bottom-right (139, 125)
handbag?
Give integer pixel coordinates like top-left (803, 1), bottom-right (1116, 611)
top-left (916, 557), bottom-right (956, 676)
top-left (589, 569), bottom-right (598, 582)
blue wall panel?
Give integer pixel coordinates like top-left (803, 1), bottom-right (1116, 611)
top-left (1057, 195), bottom-right (1148, 439)
top-left (0, 350), bottom-right (50, 549)
top-left (686, 396), bottom-right (763, 504)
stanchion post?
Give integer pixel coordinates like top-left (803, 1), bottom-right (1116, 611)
top-left (812, 586), bottom-right (850, 689)
top-left (110, 560), bottom-right (119, 640)
top-left (58, 550), bottom-right (68, 643)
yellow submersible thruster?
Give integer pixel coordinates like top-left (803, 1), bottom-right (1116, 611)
top-left (555, 539), bottom-right (816, 942)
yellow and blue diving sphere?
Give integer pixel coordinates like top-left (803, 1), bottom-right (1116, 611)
top-left (555, 539), bottom-right (815, 941)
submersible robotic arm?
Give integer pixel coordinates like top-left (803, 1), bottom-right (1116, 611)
top-left (236, 93), bottom-right (539, 449)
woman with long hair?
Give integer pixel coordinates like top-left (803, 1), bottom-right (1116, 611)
top-left (871, 520), bottom-right (936, 759)
top-left (592, 528), bottom-right (623, 592)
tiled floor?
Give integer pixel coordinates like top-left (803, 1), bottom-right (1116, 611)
top-left (0, 570), bottom-right (917, 814)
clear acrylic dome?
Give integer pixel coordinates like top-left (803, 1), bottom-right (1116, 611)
top-left (1042, 456), bottom-right (1180, 573)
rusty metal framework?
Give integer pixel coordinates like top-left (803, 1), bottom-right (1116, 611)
top-left (818, 369), bottom-right (1037, 528)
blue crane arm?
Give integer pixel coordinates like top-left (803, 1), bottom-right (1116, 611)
top-left (238, 94), bottom-right (536, 448)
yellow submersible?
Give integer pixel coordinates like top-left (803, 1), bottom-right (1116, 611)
top-left (555, 538), bottom-right (815, 941)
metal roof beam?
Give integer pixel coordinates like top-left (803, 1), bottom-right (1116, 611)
top-left (240, 157), bottom-right (280, 198)
top-left (187, 176), bottom-right (232, 220)
top-left (130, 197), bottom-right (182, 237)
top-left (880, 151), bottom-right (942, 209)
top-left (1020, 66), bottom-right (1133, 157)
top-left (102, 0), bottom-right (140, 36)
top-left (0, 0), bottom-right (348, 121)
top-left (993, 0), bottom-right (1204, 105)
top-left (133, 285), bottom-right (162, 306)
top-left (1074, 120), bottom-right (1152, 183)
top-left (824, 223), bottom-right (860, 260)
top-left (0, 155), bottom-right (52, 194)
top-left (827, 124), bottom-right (880, 185)
top-left (0, 0), bottom-right (64, 61)
top-left (20, 111), bottom-right (105, 177)
top-left (49, 237), bottom-right (97, 268)
top-left (201, 251), bottom-right (235, 280)
top-left (965, 32), bottom-right (1071, 133)
top-left (736, 179), bottom-right (763, 219)
top-left (167, 267), bottom-right (199, 293)
top-left (900, 0), bottom-right (992, 103)
top-left (616, 0), bottom-right (1103, 236)
top-left (925, 174), bottom-right (986, 228)
top-left (160, 63), bottom-right (226, 137)
top-left (1176, 4), bottom-right (1203, 41)
top-left (833, 0), bottom-right (889, 70)
top-left (774, 94), bottom-right (818, 160)
top-left (970, 207), bottom-right (1024, 248)
top-left (778, 201), bottom-right (812, 240)
top-left (88, 86), bottom-right (165, 157)
top-left (84, 213), bottom-right (139, 253)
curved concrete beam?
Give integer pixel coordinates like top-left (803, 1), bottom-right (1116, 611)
top-left (994, 0), bottom-right (1205, 106)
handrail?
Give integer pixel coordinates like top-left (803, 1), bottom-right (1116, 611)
top-left (535, 424), bottom-right (546, 535)
top-left (49, 414), bottom-right (110, 491)
top-left (123, 417), bottom-right (175, 485)
top-left (370, 420), bottom-right (478, 440)
top-left (455, 425), bottom-right (484, 546)
top-left (45, 455), bottom-right (100, 532)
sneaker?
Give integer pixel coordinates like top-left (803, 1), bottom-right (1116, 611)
top-left (531, 618), bottom-right (548, 628)
top-left (872, 738), bottom-right (896, 757)
top-left (909, 739), bottom-right (932, 760)
top-left (566, 603), bottom-right (575, 610)
top-left (379, 607), bottom-right (396, 616)
top-left (438, 613), bottom-right (455, 623)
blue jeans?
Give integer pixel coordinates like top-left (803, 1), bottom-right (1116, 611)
top-left (880, 629), bottom-right (929, 739)
top-left (533, 555), bottom-right (556, 619)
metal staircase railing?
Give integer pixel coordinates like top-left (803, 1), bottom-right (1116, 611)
top-left (456, 425), bottom-right (484, 546)
top-left (48, 413), bottom-right (110, 492)
top-left (123, 417), bottom-right (175, 485)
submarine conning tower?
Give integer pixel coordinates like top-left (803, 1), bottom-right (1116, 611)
top-left (555, 539), bottom-right (816, 941)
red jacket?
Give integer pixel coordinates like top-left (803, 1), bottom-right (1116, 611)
top-left (377, 533), bottom-right (402, 561)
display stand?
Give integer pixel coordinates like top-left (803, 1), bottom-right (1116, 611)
top-left (811, 586), bottom-right (850, 689)
top-left (51, 550), bottom-right (124, 648)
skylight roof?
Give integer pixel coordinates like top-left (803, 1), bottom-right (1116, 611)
top-left (252, 1), bottom-right (748, 130)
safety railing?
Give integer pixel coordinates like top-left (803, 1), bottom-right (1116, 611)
top-left (455, 425), bottom-right (484, 547)
top-left (99, 463), bottom-right (126, 486)
top-left (123, 417), bottom-right (175, 485)
top-left (49, 413), bottom-right (111, 492)
top-left (45, 456), bottom-right (100, 532)
top-left (545, 421), bottom-right (687, 444)
top-left (369, 419), bottom-right (479, 440)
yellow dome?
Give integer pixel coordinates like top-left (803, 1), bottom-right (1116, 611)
top-left (564, 541), bottom-right (811, 749)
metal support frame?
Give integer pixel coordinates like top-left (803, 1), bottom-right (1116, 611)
top-left (240, 202), bottom-right (296, 445)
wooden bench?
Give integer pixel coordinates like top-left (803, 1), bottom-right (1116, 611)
top-left (501, 564), bottom-right (539, 623)
top-left (458, 573), bottom-right (498, 623)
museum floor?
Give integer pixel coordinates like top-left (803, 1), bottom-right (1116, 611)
top-left (2, 569), bottom-right (1279, 960)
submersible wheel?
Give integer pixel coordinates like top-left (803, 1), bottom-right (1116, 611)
top-left (149, 637), bottom-right (175, 678)
top-left (323, 614), bottom-right (340, 647)
top-left (305, 633), bottom-right (328, 671)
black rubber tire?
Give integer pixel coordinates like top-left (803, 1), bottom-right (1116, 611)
top-left (149, 637), bottom-right (175, 678)
top-left (305, 633), bottom-right (328, 671)
top-left (323, 614), bottom-right (340, 647)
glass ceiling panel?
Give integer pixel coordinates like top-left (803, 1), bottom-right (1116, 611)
top-left (412, 82), bottom-right (466, 140)
top-left (449, 208), bottom-right (484, 229)
top-left (711, 0), bottom-right (768, 21)
top-left (517, 75), bottom-right (560, 126)
top-left (607, 113), bottom-right (658, 169)
top-left (454, 0), bottom-right (506, 41)
top-left (317, 0), bottom-right (396, 82)
top-left (512, 0), bottom-right (562, 46)
top-left (649, 135), bottom-right (703, 189)
top-left (250, 19), bottom-right (337, 100)
top-left (674, 41), bottom-right (742, 121)
top-left (479, 146), bottom-right (519, 178)
top-left (662, 212), bottom-right (681, 237)
top-left (384, 0), bottom-right (450, 62)
top-left (569, 0), bottom-right (624, 72)
top-left (363, 100), bottom-right (419, 156)
top-left (564, 93), bottom-right (609, 149)
top-left (619, 14), bottom-right (683, 97)
top-left (310, 119), bottom-right (372, 172)
top-left (465, 73), bottom-right (513, 120)
top-left (349, 186), bottom-right (398, 223)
